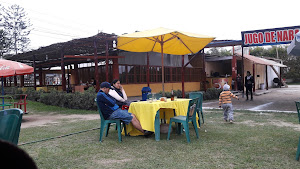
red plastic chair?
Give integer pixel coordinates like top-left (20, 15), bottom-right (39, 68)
top-left (14, 94), bottom-right (28, 114)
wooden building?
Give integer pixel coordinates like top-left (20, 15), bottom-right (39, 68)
top-left (6, 32), bottom-right (206, 97)
top-left (5, 37), bottom-right (287, 97)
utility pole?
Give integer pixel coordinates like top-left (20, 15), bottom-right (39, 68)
top-left (276, 45), bottom-right (279, 59)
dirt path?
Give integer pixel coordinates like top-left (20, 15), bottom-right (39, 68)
top-left (21, 114), bottom-right (99, 128)
top-left (203, 85), bottom-right (300, 112)
top-left (21, 85), bottom-right (300, 128)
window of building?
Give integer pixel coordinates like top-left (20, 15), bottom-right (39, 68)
top-left (118, 64), bottom-right (202, 84)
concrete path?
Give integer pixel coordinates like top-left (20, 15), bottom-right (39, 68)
top-left (203, 85), bottom-right (300, 112)
top-left (127, 85), bottom-right (300, 112)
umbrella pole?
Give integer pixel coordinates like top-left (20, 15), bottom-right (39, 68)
top-left (161, 42), bottom-right (165, 96)
top-left (2, 77), bottom-right (4, 110)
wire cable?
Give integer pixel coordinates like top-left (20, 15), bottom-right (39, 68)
top-left (30, 32), bottom-right (72, 41)
top-left (33, 29), bottom-right (81, 38)
top-left (18, 127), bottom-right (100, 146)
top-left (0, 1), bottom-right (99, 37)
top-left (33, 26), bottom-right (85, 36)
top-left (30, 16), bottom-right (96, 35)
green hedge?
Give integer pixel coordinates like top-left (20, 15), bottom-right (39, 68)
top-left (39, 87), bottom-right (97, 110)
top-left (203, 88), bottom-right (223, 100)
top-left (24, 87), bottom-right (44, 101)
top-left (158, 89), bottom-right (183, 98)
top-left (3, 87), bottom-right (23, 99)
top-left (4, 87), bottom-right (97, 110)
top-left (4, 87), bottom-right (222, 111)
top-left (159, 88), bottom-right (222, 100)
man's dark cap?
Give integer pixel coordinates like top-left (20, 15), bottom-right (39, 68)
top-left (100, 82), bottom-right (111, 89)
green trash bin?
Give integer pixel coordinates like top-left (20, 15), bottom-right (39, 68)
top-left (0, 108), bottom-right (23, 145)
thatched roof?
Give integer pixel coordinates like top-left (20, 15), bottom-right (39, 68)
top-left (8, 32), bottom-right (117, 68)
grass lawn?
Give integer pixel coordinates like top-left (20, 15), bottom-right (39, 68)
top-left (26, 100), bottom-right (98, 115)
top-left (18, 101), bottom-right (300, 168)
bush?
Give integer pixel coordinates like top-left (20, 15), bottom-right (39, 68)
top-left (203, 88), bottom-right (222, 100)
top-left (3, 87), bottom-right (23, 96)
top-left (40, 89), bottom-right (61, 106)
top-left (174, 90), bottom-right (183, 98)
top-left (4, 86), bottom-right (45, 101)
top-left (3, 86), bottom-right (97, 110)
top-left (158, 89), bottom-right (184, 98)
top-left (159, 88), bottom-right (222, 100)
top-left (24, 87), bottom-right (44, 101)
top-left (39, 88), bottom-right (97, 110)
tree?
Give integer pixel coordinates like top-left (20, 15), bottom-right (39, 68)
top-left (249, 46), bottom-right (266, 56)
top-left (284, 56), bottom-right (300, 81)
top-left (0, 29), bottom-right (10, 58)
top-left (0, 4), bottom-right (31, 55)
top-left (249, 46), bottom-right (288, 60)
top-left (250, 46), bottom-right (300, 82)
top-left (206, 47), bottom-right (232, 56)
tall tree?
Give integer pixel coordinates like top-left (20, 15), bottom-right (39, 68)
top-left (1, 4), bottom-right (31, 55)
top-left (250, 46), bottom-right (288, 60)
top-left (250, 46), bottom-right (300, 82)
top-left (206, 47), bottom-right (232, 56)
top-left (0, 29), bottom-right (10, 58)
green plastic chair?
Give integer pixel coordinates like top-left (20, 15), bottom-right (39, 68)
top-left (296, 136), bottom-right (300, 161)
top-left (147, 93), bottom-right (162, 100)
top-left (167, 98), bottom-right (199, 143)
top-left (95, 99), bottom-right (126, 142)
top-left (0, 108), bottom-right (23, 145)
top-left (189, 92), bottom-right (204, 126)
top-left (0, 114), bottom-right (19, 143)
top-left (295, 101), bottom-right (300, 124)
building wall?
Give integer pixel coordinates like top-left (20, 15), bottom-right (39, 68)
top-left (254, 64), bottom-right (266, 89)
top-left (205, 62), bottom-right (224, 77)
top-left (122, 82), bottom-right (201, 97)
top-left (267, 65), bottom-right (280, 87)
top-left (243, 60), bottom-right (268, 90)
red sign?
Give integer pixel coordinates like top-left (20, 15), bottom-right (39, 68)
top-left (212, 78), bottom-right (229, 89)
top-left (241, 26), bottom-right (300, 46)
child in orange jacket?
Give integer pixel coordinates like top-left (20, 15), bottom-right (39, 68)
top-left (219, 84), bottom-right (239, 123)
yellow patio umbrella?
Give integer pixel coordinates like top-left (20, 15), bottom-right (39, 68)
top-left (117, 27), bottom-right (215, 95)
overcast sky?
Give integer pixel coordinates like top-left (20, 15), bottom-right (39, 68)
top-left (1, 0), bottom-right (299, 50)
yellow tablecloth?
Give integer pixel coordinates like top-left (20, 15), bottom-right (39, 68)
top-left (126, 98), bottom-right (191, 136)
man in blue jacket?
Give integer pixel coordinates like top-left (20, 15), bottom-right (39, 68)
top-left (97, 82), bottom-right (153, 137)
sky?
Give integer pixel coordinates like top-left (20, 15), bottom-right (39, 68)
top-left (1, 0), bottom-right (299, 50)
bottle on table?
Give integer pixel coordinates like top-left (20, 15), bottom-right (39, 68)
top-left (152, 93), bottom-right (155, 101)
top-left (171, 89), bottom-right (174, 101)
